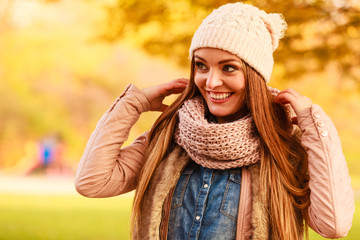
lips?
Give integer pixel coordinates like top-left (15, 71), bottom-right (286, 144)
top-left (208, 91), bottom-right (233, 103)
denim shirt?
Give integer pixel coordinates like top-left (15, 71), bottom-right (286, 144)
top-left (167, 161), bottom-right (242, 240)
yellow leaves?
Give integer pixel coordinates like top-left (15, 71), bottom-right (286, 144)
top-left (347, 25), bottom-right (358, 38)
top-left (0, 0), bottom-right (359, 169)
top-left (0, 1), bottom-right (117, 166)
top-left (0, 0), bottom-right (192, 167)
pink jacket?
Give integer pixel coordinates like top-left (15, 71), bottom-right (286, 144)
top-left (75, 84), bottom-right (354, 239)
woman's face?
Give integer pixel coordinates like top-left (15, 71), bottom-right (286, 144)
top-left (194, 48), bottom-right (247, 123)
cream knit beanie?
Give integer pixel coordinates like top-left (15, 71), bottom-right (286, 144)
top-left (189, 2), bottom-right (287, 83)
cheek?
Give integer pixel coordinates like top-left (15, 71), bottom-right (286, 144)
top-left (194, 75), bottom-right (203, 89)
top-left (229, 76), bottom-right (245, 91)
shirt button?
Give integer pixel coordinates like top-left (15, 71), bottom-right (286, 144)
top-left (196, 216), bottom-right (200, 221)
top-left (204, 184), bottom-right (209, 188)
top-left (313, 113), bottom-right (320, 119)
top-left (317, 121), bottom-right (325, 127)
top-left (320, 130), bottom-right (328, 137)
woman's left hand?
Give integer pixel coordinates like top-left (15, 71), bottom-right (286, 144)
top-left (274, 88), bottom-right (313, 116)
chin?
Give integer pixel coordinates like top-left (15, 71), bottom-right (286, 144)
top-left (208, 108), bottom-right (233, 118)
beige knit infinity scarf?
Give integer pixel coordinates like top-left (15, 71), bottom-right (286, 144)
top-left (174, 96), bottom-right (261, 169)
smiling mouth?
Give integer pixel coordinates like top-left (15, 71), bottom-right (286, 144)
top-left (209, 92), bottom-right (232, 100)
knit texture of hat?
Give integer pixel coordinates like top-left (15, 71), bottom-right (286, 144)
top-left (189, 3), bottom-right (287, 82)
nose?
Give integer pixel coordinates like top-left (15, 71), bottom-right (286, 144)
top-left (206, 69), bottom-right (223, 89)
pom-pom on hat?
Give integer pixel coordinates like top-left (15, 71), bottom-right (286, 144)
top-left (189, 3), bottom-right (287, 83)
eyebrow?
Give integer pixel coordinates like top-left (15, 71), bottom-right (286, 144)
top-left (194, 55), bottom-right (240, 64)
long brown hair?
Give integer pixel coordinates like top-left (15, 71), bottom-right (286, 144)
top-left (245, 64), bottom-right (310, 239)
top-left (131, 57), bottom-right (310, 239)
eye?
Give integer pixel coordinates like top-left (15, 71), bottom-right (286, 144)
top-left (195, 62), bottom-right (208, 71)
top-left (223, 65), bottom-right (238, 72)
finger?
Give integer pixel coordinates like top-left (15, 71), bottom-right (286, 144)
top-left (278, 88), bottom-right (302, 98)
top-left (162, 81), bottom-right (188, 96)
top-left (169, 78), bottom-right (189, 89)
top-left (274, 92), bottom-right (296, 104)
top-left (171, 88), bottom-right (187, 94)
top-left (173, 78), bottom-right (189, 85)
top-left (162, 86), bottom-right (186, 96)
top-left (291, 117), bottom-right (298, 125)
top-left (158, 103), bottom-right (169, 112)
top-left (274, 89), bottom-right (300, 104)
top-left (274, 89), bottom-right (312, 115)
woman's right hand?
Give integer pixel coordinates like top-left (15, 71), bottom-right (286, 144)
top-left (141, 78), bottom-right (189, 112)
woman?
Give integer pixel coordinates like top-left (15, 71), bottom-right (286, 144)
top-left (75, 3), bottom-right (354, 239)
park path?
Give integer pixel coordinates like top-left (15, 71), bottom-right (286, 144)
top-left (0, 174), bottom-right (135, 198)
top-left (0, 174), bottom-right (78, 195)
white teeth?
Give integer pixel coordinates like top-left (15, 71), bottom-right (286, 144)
top-left (209, 92), bottom-right (231, 100)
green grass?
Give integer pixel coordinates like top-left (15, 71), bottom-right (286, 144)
top-left (0, 194), bottom-right (358, 239)
top-left (0, 194), bottom-right (132, 240)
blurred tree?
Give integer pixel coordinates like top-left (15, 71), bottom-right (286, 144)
top-left (1, 0), bottom-right (359, 171)
top-left (0, 0), bottom-right (14, 32)
top-left (0, 0), bottom-right (122, 168)
top-left (104, 0), bottom-right (360, 87)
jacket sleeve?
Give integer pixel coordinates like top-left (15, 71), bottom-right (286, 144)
top-left (297, 104), bottom-right (355, 238)
top-left (75, 84), bottom-right (151, 198)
